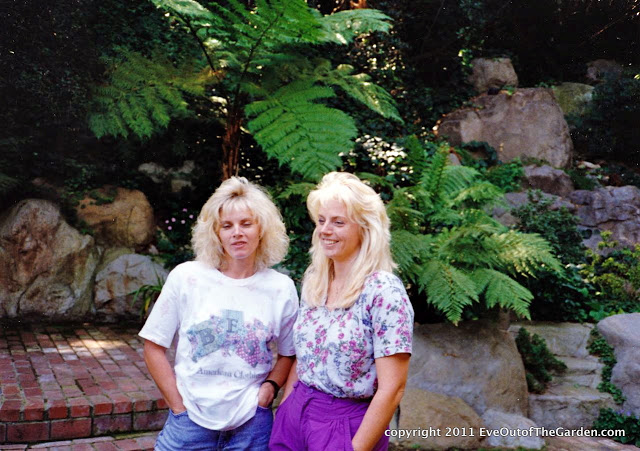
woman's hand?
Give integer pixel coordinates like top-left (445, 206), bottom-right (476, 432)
top-left (258, 382), bottom-right (276, 407)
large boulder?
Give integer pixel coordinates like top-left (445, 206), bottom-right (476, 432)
top-left (398, 388), bottom-right (486, 450)
top-left (481, 409), bottom-right (545, 450)
top-left (597, 313), bottom-right (640, 415)
top-left (552, 83), bottom-right (595, 116)
top-left (586, 59), bottom-right (623, 83)
top-left (75, 186), bottom-right (155, 248)
top-left (569, 186), bottom-right (640, 250)
top-left (408, 320), bottom-right (528, 416)
top-left (522, 165), bottom-right (575, 197)
top-left (468, 57), bottom-right (518, 93)
top-left (436, 88), bottom-right (573, 168)
top-left (94, 253), bottom-right (168, 321)
top-left (0, 199), bottom-right (100, 320)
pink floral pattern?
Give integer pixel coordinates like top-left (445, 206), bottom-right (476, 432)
top-left (294, 271), bottom-right (413, 398)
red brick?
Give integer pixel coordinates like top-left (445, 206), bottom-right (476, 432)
top-left (2, 384), bottom-right (20, 395)
top-left (7, 421), bottom-right (49, 442)
top-left (24, 399), bottom-right (45, 420)
top-left (110, 394), bottom-right (132, 414)
top-left (51, 417), bottom-right (92, 439)
top-left (113, 438), bottom-right (139, 450)
top-left (90, 395), bottom-right (113, 415)
top-left (47, 399), bottom-right (68, 419)
top-left (136, 435), bottom-right (157, 450)
top-left (133, 409), bottom-right (168, 431)
top-left (71, 444), bottom-right (95, 451)
top-left (69, 397), bottom-right (91, 417)
top-left (94, 442), bottom-right (118, 451)
top-left (24, 387), bottom-right (43, 397)
top-left (93, 414), bottom-right (132, 435)
top-left (155, 398), bottom-right (168, 409)
top-left (0, 399), bottom-right (22, 421)
top-left (0, 422), bottom-right (5, 442)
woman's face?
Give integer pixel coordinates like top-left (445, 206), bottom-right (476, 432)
top-left (218, 206), bottom-right (261, 265)
top-left (316, 199), bottom-right (361, 264)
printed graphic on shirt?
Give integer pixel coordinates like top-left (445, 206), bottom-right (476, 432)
top-left (186, 309), bottom-right (273, 367)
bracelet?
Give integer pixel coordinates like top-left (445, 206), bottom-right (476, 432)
top-left (262, 379), bottom-right (280, 397)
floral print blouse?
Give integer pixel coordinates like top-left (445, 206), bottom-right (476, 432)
top-left (294, 271), bottom-right (414, 398)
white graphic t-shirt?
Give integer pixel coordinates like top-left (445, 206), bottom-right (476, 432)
top-left (139, 261), bottom-right (298, 430)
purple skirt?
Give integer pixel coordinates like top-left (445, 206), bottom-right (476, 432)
top-left (269, 381), bottom-right (389, 451)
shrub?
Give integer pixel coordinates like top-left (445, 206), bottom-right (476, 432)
top-left (515, 327), bottom-right (567, 393)
top-left (588, 328), bottom-right (625, 404)
top-left (593, 408), bottom-right (640, 447)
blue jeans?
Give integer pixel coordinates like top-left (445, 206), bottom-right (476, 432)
top-left (155, 406), bottom-right (273, 450)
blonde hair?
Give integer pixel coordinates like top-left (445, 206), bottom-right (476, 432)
top-left (191, 177), bottom-right (288, 271)
top-left (302, 172), bottom-right (396, 308)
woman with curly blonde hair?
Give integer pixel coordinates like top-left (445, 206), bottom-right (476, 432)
top-left (270, 172), bottom-right (414, 451)
top-left (140, 177), bottom-right (298, 450)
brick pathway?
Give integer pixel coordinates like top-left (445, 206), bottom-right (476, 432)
top-left (0, 324), bottom-right (167, 446)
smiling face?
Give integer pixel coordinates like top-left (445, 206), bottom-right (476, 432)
top-left (316, 199), bottom-right (362, 264)
top-left (218, 205), bottom-right (261, 267)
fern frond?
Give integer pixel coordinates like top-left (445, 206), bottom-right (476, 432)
top-left (440, 165), bottom-right (481, 201)
top-left (277, 182), bottom-right (316, 200)
top-left (387, 188), bottom-right (423, 233)
top-left (246, 80), bottom-right (356, 180)
top-left (492, 231), bottom-right (562, 276)
top-left (89, 51), bottom-right (209, 140)
top-left (356, 172), bottom-right (395, 190)
top-left (419, 259), bottom-right (479, 324)
top-left (391, 230), bottom-right (431, 278)
top-left (450, 181), bottom-right (504, 208)
top-left (317, 9), bottom-right (392, 44)
top-left (471, 268), bottom-right (533, 319)
top-left (420, 145), bottom-right (450, 201)
top-left (314, 62), bottom-right (401, 122)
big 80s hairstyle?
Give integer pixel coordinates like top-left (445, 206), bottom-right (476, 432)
top-left (302, 172), bottom-right (396, 309)
top-left (191, 177), bottom-right (289, 271)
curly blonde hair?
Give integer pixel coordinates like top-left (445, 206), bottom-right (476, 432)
top-left (302, 172), bottom-right (396, 308)
top-left (191, 177), bottom-right (288, 271)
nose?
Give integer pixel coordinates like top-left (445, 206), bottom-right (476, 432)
top-left (318, 222), bottom-right (331, 235)
top-left (232, 224), bottom-right (243, 236)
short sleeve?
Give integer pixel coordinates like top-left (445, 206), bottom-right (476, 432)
top-left (138, 268), bottom-right (182, 348)
top-left (276, 280), bottom-right (299, 356)
top-left (370, 275), bottom-right (414, 359)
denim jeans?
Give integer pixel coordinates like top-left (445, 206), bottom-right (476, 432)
top-left (155, 406), bottom-right (273, 450)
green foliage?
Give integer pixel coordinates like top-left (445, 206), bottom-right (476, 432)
top-left (515, 327), bottom-right (567, 393)
top-left (593, 408), bottom-right (640, 447)
top-left (156, 207), bottom-right (197, 268)
top-left (89, 51), bottom-right (209, 139)
top-left (588, 328), bottom-right (626, 404)
top-left (456, 143), bottom-right (524, 192)
top-left (570, 75), bottom-right (640, 164)
top-left (581, 231), bottom-right (640, 321)
top-left (384, 140), bottom-right (561, 323)
top-left (130, 273), bottom-right (166, 320)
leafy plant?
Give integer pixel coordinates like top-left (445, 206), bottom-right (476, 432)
top-left (90, 0), bottom-right (402, 180)
top-left (383, 139), bottom-right (561, 323)
top-left (130, 273), bottom-right (166, 320)
top-left (593, 408), bottom-right (640, 447)
top-left (588, 328), bottom-right (625, 404)
top-left (582, 231), bottom-right (640, 321)
top-left (515, 327), bottom-right (567, 393)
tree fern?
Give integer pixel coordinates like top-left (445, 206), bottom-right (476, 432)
top-left (471, 268), bottom-right (533, 318)
top-left (245, 81), bottom-right (356, 180)
top-left (317, 9), bottom-right (393, 44)
top-left (89, 51), bottom-right (209, 139)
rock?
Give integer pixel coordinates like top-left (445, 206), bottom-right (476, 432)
top-left (569, 186), bottom-right (640, 250)
top-left (138, 162), bottom-right (167, 183)
top-left (492, 191), bottom-right (575, 227)
top-left (552, 83), bottom-right (595, 116)
top-left (0, 199), bottom-right (100, 320)
top-left (436, 88), bottom-right (573, 168)
top-left (554, 356), bottom-right (605, 390)
top-left (586, 59), bottom-right (623, 83)
top-left (597, 313), bottom-right (640, 415)
top-left (398, 388), bottom-right (486, 450)
top-left (75, 186), bottom-right (155, 248)
top-left (94, 253), bottom-right (168, 321)
top-left (509, 322), bottom-right (594, 358)
top-left (408, 320), bottom-right (528, 416)
top-left (468, 58), bottom-right (518, 93)
top-left (528, 384), bottom-right (615, 429)
top-left (523, 165), bottom-right (575, 197)
top-left (481, 409), bottom-right (545, 449)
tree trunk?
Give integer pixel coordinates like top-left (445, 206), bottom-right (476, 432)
top-left (221, 107), bottom-right (243, 180)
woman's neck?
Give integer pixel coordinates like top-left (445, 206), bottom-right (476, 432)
top-left (220, 257), bottom-right (257, 279)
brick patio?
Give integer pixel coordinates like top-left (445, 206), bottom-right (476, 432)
top-left (0, 323), bottom-right (167, 446)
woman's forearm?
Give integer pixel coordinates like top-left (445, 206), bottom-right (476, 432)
top-left (143, 340), bottom-right (185, 413)
top-left (258, 354), bottom-right (295, 406)
top-left (280, 358), bottom-right (298, 402)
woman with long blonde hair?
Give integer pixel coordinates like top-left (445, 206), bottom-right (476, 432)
top-left (140, 177), bottom-right (298, 450)
top-left (270, 172), bottom-right (414, 451)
